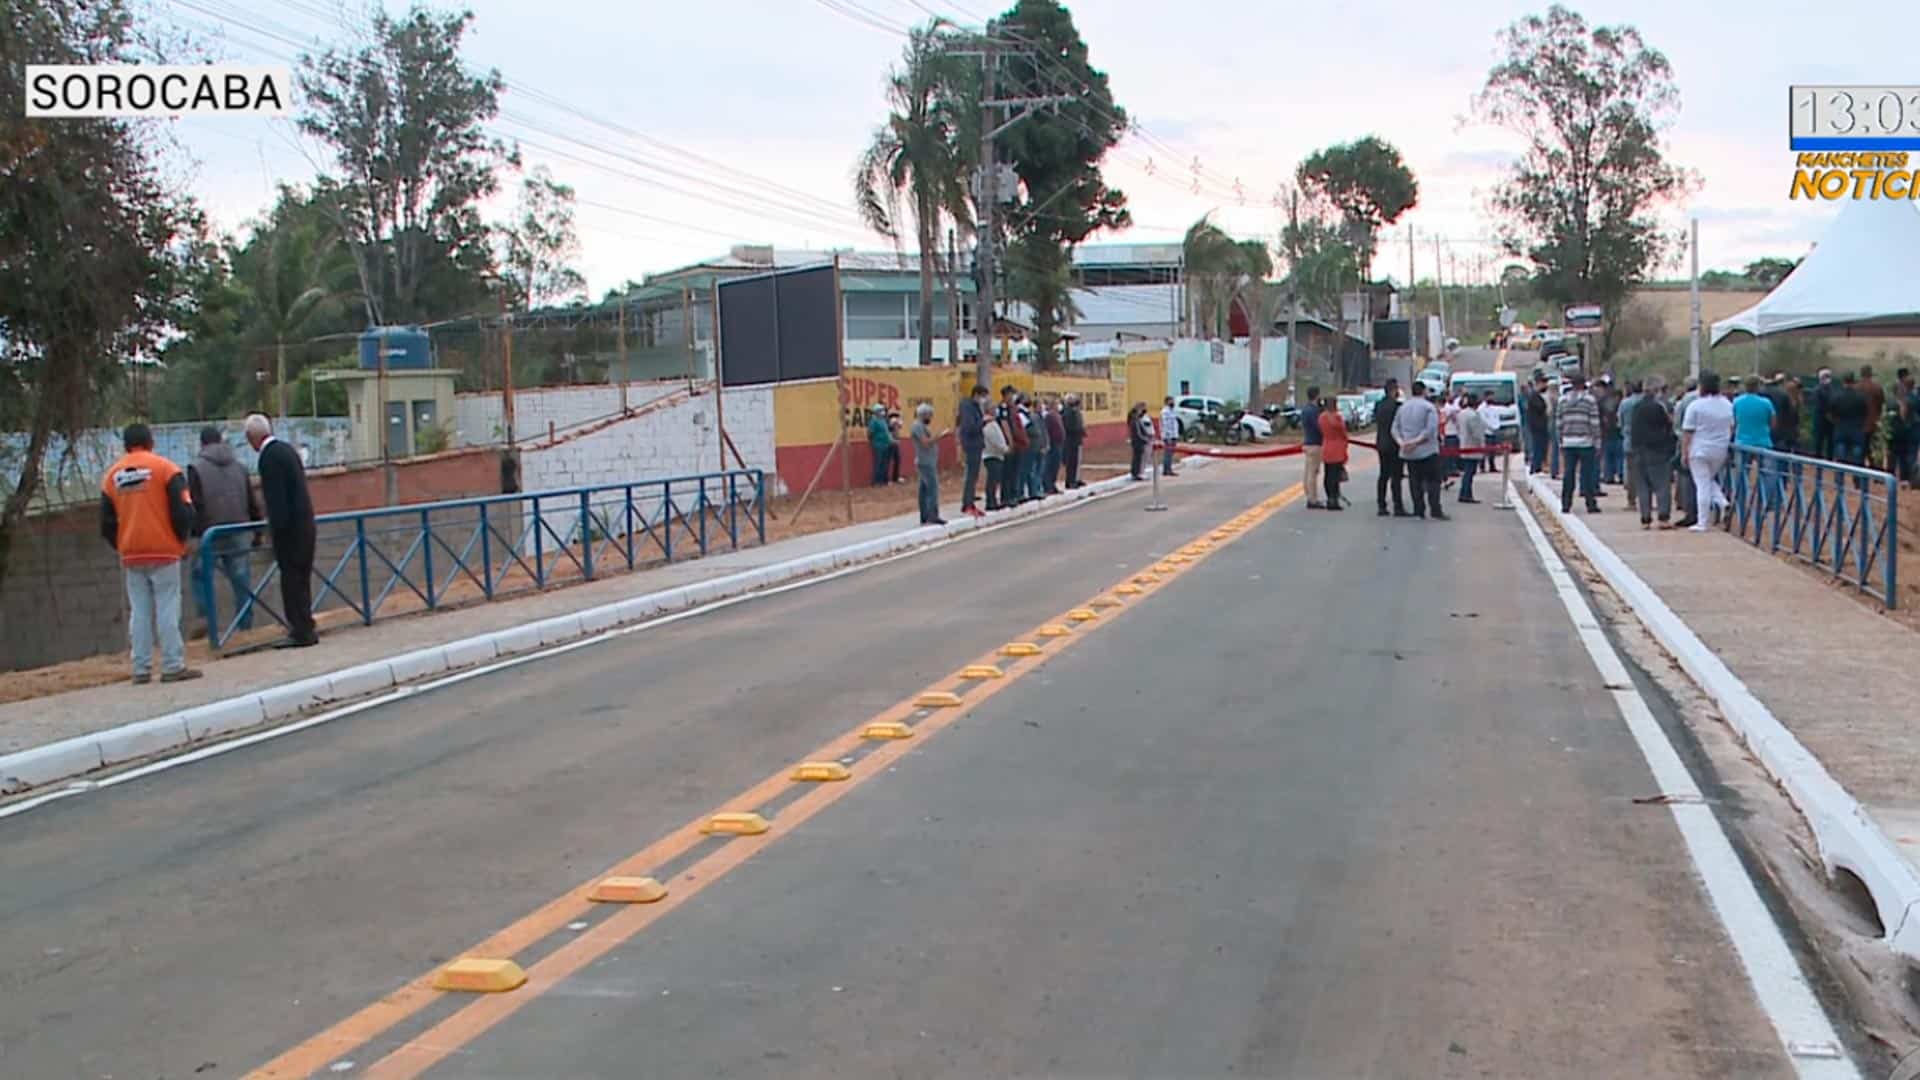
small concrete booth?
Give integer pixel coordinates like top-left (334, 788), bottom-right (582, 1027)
top-left (330, 326), bottom-right (460, 462)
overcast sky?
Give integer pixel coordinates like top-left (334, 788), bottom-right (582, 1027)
top-left (159, 0), bottom-right (1915, 298)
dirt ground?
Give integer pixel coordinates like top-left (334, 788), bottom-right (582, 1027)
top-left (0, 443), bottom-right (1162, 706)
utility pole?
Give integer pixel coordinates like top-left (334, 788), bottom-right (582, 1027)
top-left (616, 299), bottom-right (629, 413)
top-left (975, 34), bottom-right (997, 395)
top-left (500, 292), bottom-right (516, 448)
top-left (1688, 217), bottom-right (1702, 381)
top-left (1286, 188), bottom-right (1300, 399)
top-left (1433, 234), bottom-right (1447, 340)
top-left (1406, 225), bottom-right (1416, 319)
top-left (966, 32), bottom-right (1073, 394)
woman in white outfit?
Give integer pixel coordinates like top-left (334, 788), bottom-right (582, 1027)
top-left (1680, 372), bottom-right (1736, 532)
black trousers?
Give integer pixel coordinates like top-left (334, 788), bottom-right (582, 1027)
top-left (274, 527), bottom-right (317, 641)
top-left (1064, 440), bottom-right (1083, 487)
top-left (1129, 441), bottom-right (1146, 479)
top-left (1377, 449), bottom-right (1405, 513)
top-left (1405, 456), bottom-right (1443, 517)
top-left (1001, 449), bottom-right (1024, 507)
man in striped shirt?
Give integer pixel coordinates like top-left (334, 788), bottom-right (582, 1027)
top-left (1556, 373), bottom-right (1603, 514)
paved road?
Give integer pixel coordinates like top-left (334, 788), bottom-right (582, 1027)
top-left (0, 461), bottom-right (1838, 1078)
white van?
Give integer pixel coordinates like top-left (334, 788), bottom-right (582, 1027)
top-left (1448, 371), bottom-right (1521, 440)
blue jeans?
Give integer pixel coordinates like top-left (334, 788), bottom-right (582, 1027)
top-left (871, 444), bottom-right (890, 485)
top-left (1833, 433), bottom-right (1866, 466)
top-left (1602, 433), bottom-right (1625, 483)
top-left (1026, 450), bottom-right (1047, 499)
top-left (1162, 443), bottom-right (1177, 475)
top-left (917, 464), bottom-right (940, 523)
top-left (1459, 456), bottom-right (1479, 501)
top-left (192, 534), bottom-right (254, 633)
top-left (125, 560), bottom-right (187, 677)
top-left (1560, 446), bottom-right (1599, 508)
top-left (1526, 427), bottom-right (1549, 472)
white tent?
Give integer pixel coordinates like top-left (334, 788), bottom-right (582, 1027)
top-left (1710, 197), bottom-right (1920, 346)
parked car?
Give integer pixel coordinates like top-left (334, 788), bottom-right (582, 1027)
top-left (1415, 366), bottom-right (1450, 397)
top-left (1335, 393), bottom-right (1372, 430)
top-left (1172, 395), bottom-right (1272, 442)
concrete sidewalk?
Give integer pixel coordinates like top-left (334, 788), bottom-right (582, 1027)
top-left (1526, 474), bottom-right (1920, 955)
top-left (0, 465), bottom-right (1185, 787)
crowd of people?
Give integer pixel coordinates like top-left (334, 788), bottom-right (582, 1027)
top-left (100, 414), bottom-right (320, 685)
top-left (1512, 364), bottom-right (1920, 534)
top-left (932, 385), bottom-right (1093, 525)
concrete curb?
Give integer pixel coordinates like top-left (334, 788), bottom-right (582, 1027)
top-left (0, 460), bottom-right (1215, 797)
top-left (1523, 473), bottom-right (1920, 960)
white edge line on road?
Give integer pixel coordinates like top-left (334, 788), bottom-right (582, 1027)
top-left (0, 460), bottom-right (1223, 822)
top-left (1523, 473), bottom-right (1920, 962)
top-left (1511, 485), bottom-right (1859, 1078)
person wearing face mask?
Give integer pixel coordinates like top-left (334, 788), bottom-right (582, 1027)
top-left (1373, 378), bottom-right (1408, 517)
top-left (957, 384), bottom-right (989, 518)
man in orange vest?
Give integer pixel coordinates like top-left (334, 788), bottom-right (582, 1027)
top-left (99, 423), bottom-right (202, 684)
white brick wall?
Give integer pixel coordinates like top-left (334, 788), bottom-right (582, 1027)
top-left (509, 386), bottom-right (777, 558)
top-left (454, 381), bottom-right (691, 447)
top-left (517, 385), bottom-right (777, 494)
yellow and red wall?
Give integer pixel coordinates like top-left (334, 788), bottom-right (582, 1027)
top-left (770, 352), bottom-right (1168, 494)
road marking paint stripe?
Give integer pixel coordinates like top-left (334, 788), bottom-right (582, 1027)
top-left (1512, 492), bottom-right (1858, 1079)
top-left (270, 486), bottom-right (1297, 1079)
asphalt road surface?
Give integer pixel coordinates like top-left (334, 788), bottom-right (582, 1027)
top-left (0, 459), bottom-right (1845, 1078)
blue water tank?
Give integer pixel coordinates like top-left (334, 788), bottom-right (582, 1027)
top-left (358, 326), bottom-right (432, 370)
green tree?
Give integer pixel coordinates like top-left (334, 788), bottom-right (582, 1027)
top-left (1473, 4), bottom-right (1692, 362)
top-left (1294, 136), bottom-right (1418, 279)
top-left (1180, 216), bottom-right (1245, 340)
top-left (1744, 256), bottom-right (1797, 288)
top-left (297, 5), bottom-right (512, 325)
top-left (0, 0), bottom-right (198, 587)
top-left (991, 0), bottom-right (1129, 369)
top-left (1004, 234), bottom-right (1079, 364)
top-left (499, 165), bottom-right (587, 311)
top-left (853, 21), bottom-right (976, 367)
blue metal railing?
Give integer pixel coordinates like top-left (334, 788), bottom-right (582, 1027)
top-left (1722, 446), bottom-right (1897, 608)
top-left (199, 468), bottom-right (767, 647)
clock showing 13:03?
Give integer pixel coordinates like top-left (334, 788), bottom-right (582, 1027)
top-left (1791, 86), bottom-right (1920, 149)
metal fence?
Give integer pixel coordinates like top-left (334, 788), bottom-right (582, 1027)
top-left (1722, 446), bottom-right (1898, 608)
top-left (198, 468), bottom-right (767, 647)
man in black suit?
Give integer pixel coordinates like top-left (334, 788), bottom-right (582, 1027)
top-left (244, 414), bottom-right (319, 647)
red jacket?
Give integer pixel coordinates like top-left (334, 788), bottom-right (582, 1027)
top-left (1319, 410), bottom-right (1350, 465)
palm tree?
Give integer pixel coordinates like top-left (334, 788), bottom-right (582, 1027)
top-left (854, 22), bottom-right (975, 367)
top-left (248, 220), bottom-right (340, 424)
top-left (1181, 216), bottom-right (1244, 339)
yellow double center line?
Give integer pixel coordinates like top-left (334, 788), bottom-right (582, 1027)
top-left (250, 485), bottom-right (1301, 1079)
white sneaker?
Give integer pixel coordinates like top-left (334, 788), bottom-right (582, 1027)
top-left (1688, 524), bottom-right (1710, 533)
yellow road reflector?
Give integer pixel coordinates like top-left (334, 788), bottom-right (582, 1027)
top-left (1132, 573), bottom-right (1159, 584)
top-left (1155, 562), bottom-right (1180, 573)
top-left (862, 721), bottom-right (915, 740)
top-left (1115, 584), bottom-right (1143, 595)
top-left (1037, 625), bottom-right (1071, 638)
top-left (1068, 608), bottom-right (1098, 622)
top-left (960, 664), bottom-right (1005, 679)
top-left (701, 811), bottom-right (771, 835)
top-left (589, 876), bottom-right (668, 903)
top-left (432, 958), bottom-right (527, 993)
top-left (791, 761), bottom-right (853, 782)
top-left (915, 691), bottom-right (964, 708)
top-left (1210, 531), bottom-right (1231, 540)
top-left (1000, 641), bottom-right (1043, 656)
top-left (1090, 596), bottom-right (1123, 609)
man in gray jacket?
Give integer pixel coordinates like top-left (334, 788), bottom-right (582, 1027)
top-left (188, 426), bottom-right (261, 632)
top-left (1392, 381), bottom-right (1446, 520)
